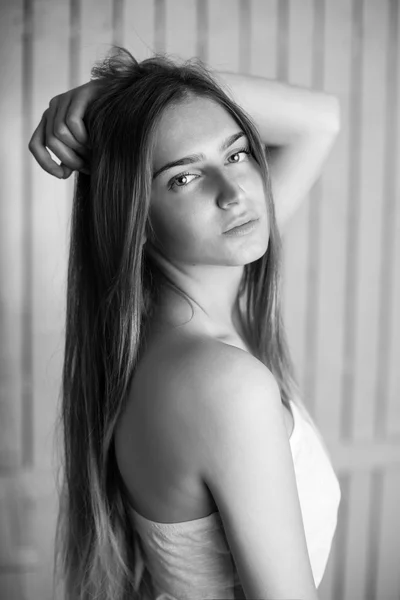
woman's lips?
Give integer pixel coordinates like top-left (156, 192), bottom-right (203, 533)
top-left (223, 218), bottom-right (259, 236)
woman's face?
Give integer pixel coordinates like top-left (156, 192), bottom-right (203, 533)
top-left (148, 94), bottom-right (270, 267)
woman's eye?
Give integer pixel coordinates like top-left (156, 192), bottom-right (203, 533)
top-left (168, 172), bottom-right (198, 190)
top-left (228, 147), bottom-right (251, 163)
top-left (168, 147), bottom-right (251, 191)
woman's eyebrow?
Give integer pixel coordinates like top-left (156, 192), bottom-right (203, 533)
top-left (152, 131), bottom-right (246, 181)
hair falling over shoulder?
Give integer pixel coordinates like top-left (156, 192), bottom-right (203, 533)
top-left (51, 45), bottom-right (302, 600)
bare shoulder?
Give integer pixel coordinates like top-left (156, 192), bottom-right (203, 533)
top-left (131, 331), bottom-right (278, 450)
top-left (158, 331), bottom-right (281, 414)
top-left (142, 331), bottom-right (277, 417)
top-left (178, 337), bottom-right (282, 422)
top-left (145, 334), bottom-right (287, 440)
top-left (169, 337), bottom-right (319, 600)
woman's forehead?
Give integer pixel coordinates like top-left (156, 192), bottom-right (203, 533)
top-left (152, 96), bottom-right (239, 164)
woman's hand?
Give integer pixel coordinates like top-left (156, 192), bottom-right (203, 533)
top-left (28, 80), bottom-right (104, 179)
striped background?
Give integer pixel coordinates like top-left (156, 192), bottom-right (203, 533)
top-left (0, 1), bottom-right (399, 598)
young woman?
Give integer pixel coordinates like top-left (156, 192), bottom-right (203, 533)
top-left (29, 47), bottom-right (341, 600)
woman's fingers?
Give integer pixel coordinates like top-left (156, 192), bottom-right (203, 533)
top-left (29, 108), bottom-right (87, 178)
top-left (53, 97), bottom-right (90, 158)
top-left (60, 80), bottom-right (103, 145)
top-left (28, 111), bottom-right (65, 178)
top-left (59, 163), bottom-right (74, 178)
top-left (28, 81), bottom-right (102, 178)
top-left (64, 86), bottom-right (94, 145)
top-left (45, 102), bottom-right (88, 173)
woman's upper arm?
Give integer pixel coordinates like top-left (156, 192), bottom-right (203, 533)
top-left (266, 122), bottom-right (339, 234)
top-left (192, 345), bottom-right (319, 600)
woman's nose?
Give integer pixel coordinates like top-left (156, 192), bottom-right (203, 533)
top-left (216, 174), bottom-right (246, 208)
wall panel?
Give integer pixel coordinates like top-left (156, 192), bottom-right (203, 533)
top-left (122, 0), bottom-right (156, 61)
top-left (316, 0), bottom-right (352, 448)
top-left (387, 0), bottom-right (400, 439)
top-left (0, 0), bottom-right (33, 598)
top-left (29, 1), bottom-right (71, 596)
top-left (0, 0), bottom-right (24, 471)
top-left (354, 0), bottom-right (388, 442)
top-left (208, 0), bottom-right (241, 72)
top-left (250, 0), bottom-right (278, 79)
top-left (282, 0), bottom-right (313, 403)
top-left (375, 469), bottom-right (400, 598)
top-left (79, 0), bottom-right (113, 83)
top-left (165, 0), bottom-right (197, 60)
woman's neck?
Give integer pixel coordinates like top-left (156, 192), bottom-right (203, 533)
top-left (143, 285), bottom-right (253, 355)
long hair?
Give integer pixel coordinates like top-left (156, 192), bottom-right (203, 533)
top-left (52, 46), bottom-right (310, 600)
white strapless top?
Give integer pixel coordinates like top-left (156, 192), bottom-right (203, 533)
top-left (127, 399), bottom-right (342, 599)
